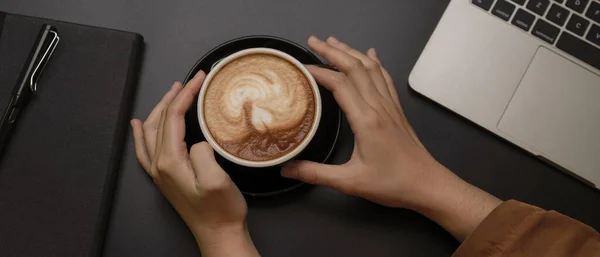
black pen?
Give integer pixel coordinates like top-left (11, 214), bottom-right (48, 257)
top-left (0, 24), bottom-right (60, 152)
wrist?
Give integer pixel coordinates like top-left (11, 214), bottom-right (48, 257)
top-left (402, 160), bottom-right (456, 210)
top-left (192, 224), bottom-right (260, 257)
top-left (408, 163), bottom-right (502, 241)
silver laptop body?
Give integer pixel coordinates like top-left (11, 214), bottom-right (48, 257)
top-left (410, 0), bottom-right (600, 188)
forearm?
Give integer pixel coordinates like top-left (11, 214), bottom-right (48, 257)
top-left (409, 164), bottom-right (502, 242)
top-left (192, 225), bottom-right (261, 257)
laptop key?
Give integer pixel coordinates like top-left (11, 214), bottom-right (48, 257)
top-left (586, 1), bottom-right (600, 23)
top-left (532, 19), bottom-right (561, 44)
top-left (472, 0), bottom-right (494, 11)
top-left (511, 0), bottom-right (527, 5)
top-left (566, 14), bottom-right (591, 36)
top-left (566, 0), bottom-right (589, 13)
top-left (553, 0), bottom-right (565, 3)
top-left (557, 32), bottom-right (600, 70)
top-left (527, 0), bottom-right (551, 15)
top-left (587, 24), bottom-right (600, 47)
top-left (512, 9), bottom-right (537, 31)
top-left (493, 0), bottom-right (517, 21)
top-left (547, 4), bottom-right (571, 26)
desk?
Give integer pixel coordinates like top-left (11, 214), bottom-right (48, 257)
top-left (1, 1), bottom-right (598, 256)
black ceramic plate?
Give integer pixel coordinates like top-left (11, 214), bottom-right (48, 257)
top-left (183, 36), bottom-right (341, 196)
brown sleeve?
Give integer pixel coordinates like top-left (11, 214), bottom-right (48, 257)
top-left (453, 200), bottom-right (600, 257)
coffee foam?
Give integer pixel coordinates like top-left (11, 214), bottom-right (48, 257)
top-left (204, 53), bottom-right (315, 161)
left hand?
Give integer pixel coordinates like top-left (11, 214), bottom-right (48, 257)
top-left (131, 72), bottom-right (259, 256)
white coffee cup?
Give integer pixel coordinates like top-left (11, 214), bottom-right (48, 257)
top-left (197, 48), bottom-right (322, 168)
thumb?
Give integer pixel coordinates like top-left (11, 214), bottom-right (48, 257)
top-left (281, 161), bottom-right (346, 188)
top-left (189, 142), bottom-right (228, 183)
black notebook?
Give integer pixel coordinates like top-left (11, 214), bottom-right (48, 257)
top-left (0, 12), bottom-right (142, 257)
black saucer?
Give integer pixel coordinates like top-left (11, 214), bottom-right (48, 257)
top-left (183, 36), bottom-right (341, 196)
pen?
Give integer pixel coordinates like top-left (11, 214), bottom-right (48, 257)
top-left (0, 24), bottom-right (60, 153)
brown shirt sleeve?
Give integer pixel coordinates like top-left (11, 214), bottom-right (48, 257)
top-left (453, 200), bottom-right (600, 257)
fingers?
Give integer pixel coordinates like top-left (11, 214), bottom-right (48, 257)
top-left (131, 119), bottom-right (151, 172)
top-left (367, 48), bottom-right (401, 109)
top-left (307, 65), bottom-right (369, 122)
top-left (185, 69), bottom-right (208, 90)
top-left (308, 36), bottom-right (381, 106)
top-left (152, 107), bottom-right (195, 195)
top-left (162, 71), bottom-right (206, 156)
top-left (326, 37), bottom-right (393, 104)
top-left (281, 161), bottom-right (348, 190)
top-left (365, 49), bottom-right (424, 147)
top-left (145, 71), bottom-right (207, 195)
top-left (144, 82), bottom-right (183, 159)
top-left (152, 108), bottom-right (168, 177)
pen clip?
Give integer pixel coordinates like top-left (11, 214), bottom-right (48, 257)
top-left (30, 29), bottom-right (60, 93)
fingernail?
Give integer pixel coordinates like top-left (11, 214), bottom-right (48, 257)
top-left (327, 36), bottom-right (340, 44)
top-left (281, 170), bottom-right (296, 179)
top-left (192, 70), bottom-right (205, 80)
top-left (371, 48), bottom-right (378, 57)
top-left (367, 48), bottom-right (376, 57)
top-left (281, 162), bottom-right (300, 177)
top-left (308, 35), bottom-right (319, 43)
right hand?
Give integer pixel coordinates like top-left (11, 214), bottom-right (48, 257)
top-left (282, 36), bottom-right (451, 209)
top-left (283, 36), bottom-right (501, 242)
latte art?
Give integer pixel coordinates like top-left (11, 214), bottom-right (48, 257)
top-left (204, 53), bottom-right (316, 161)
top-left (219, 70), bottom-right (307, 134)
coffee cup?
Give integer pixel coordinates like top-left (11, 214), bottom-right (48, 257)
top-left (197, 48), bottom-right (322, 168)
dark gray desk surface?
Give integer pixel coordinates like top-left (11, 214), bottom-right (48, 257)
top-left (1, 0), bottom-right (599, 256)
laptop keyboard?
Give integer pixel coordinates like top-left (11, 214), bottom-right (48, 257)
top-left (472, 0), bottom-right (600, 71)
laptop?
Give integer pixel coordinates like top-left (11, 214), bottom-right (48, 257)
top-left (409, 0), bottom-right (600, 189)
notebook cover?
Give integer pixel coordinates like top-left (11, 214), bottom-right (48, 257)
top-left (0, 13), bottom-right (143, 257)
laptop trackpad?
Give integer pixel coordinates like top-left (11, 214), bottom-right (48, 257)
top-left (498, 47), bottom-right (600, 183)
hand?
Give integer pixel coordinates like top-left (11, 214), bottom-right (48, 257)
top-left (282, 36), bottom-right (501, 241)
top-left (131, 72), bottom-right (259, 257)
top-left (283, 36), bottom-right (442, 208)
